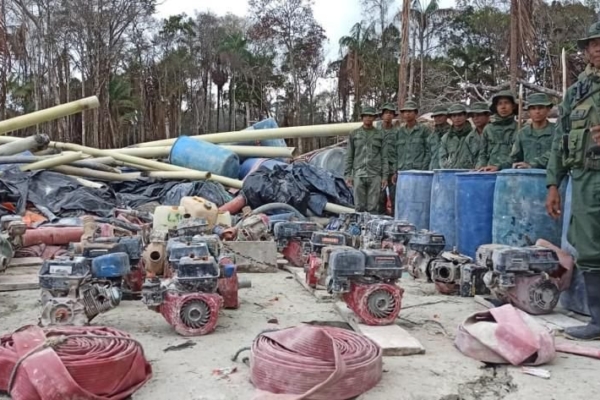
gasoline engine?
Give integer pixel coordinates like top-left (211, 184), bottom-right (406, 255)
top-left (327, 248), bottom-right (404, 325)
top-left (141, 217), bottom-right (247, 336)
top-left (406, 230), bottom-right (446, 280)
top-left (326, 212), bottom-right (376, 248)
top-left (481, 245), bottom-right (562, 315)
top-left (272, 221), bottom-right (319, 267)
top-left (305, 231), bottom-right (349, 288)
top-left (0, 215), bottom-right (26, 273)
top-left (38, 252), bottom-right (129, 326)
top-left (363, 218), bottom-right (416, 264)
top-left (429, 251), bottom-right (475, 295)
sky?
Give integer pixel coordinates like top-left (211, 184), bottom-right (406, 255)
top-left (155, 0), bottom-right (456, 62)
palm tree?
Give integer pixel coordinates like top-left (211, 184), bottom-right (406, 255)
top-left (219, 32), bottom-right (250, 131)
top-left (509, 0), bottom-right (537, 93)
top-left (108, 77), bottom-right (137, 147)
top-left (339, 22), bottom-right (376, 120)
top-left (212, 57), bottom-right (228, 132)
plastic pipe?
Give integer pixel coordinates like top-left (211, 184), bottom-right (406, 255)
top-left (51, 165), bottom-right (139, 182)
top-left (0, 134), bottom-right (50, 156)
top-left (19, 152), bottom-right (84, 172)
top-left (71, 177), bottom-right (106, 189)
top-left (135, 122), bottom-right (363, 147)
top-left (0, 96), bottom-right (99, 135)
top-left (324, 203), bottom-right (355, 214)
top-left (140, 170), bottom-right (212, 180)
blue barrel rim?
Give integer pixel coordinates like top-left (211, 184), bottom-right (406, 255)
top-left (456, 171), bottom-right (499, 177)
top-left (399, 170), bottom-right (434, 176)
top-left (497, 168), bottom-right (547, 175)
top-left (432, 169), bottom-right (470, 173)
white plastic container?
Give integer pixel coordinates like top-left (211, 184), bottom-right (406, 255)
top-left (153, 205), bottom-right (186, 231)
top-left (180, 196), bottom-right (219, 229)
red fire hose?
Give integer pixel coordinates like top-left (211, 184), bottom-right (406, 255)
top-left (250, 325), bottom-right (382, 399)
top-left (0, 325), bottom-right (152, 400)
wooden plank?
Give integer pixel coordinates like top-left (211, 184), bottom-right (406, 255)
top-left (4, 266), bottom-right (39, 276)
top-left (0, 273), bottom-right (39, 292)
top-left (8, 257), bottom-right (43, 268)
top-left (334, 302), bottom-right (425, 356)
top-left (283, 265), bottom-right (334, 303)
top-left (221, 241), bottom-right (278, 273)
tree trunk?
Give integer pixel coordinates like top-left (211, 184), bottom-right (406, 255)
top-left (398, 0), bottom-right (410, 109)
top-left (419, 28), bottom-right (425, 108)
top-left (408, 25), bottom-right (416, 98)
top-left (510, 0), bottom-right (519, 94)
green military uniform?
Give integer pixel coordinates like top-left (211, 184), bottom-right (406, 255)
top-left (476, 91), bottom-right (518, 169)
top-left (377, 103), bottom-right (400, 214)
top-left (438, 104), bottom-right (474, 169)
top-left (510, 93), bottom-right (555, 169)
top-left (429, 105), bottom-right (450, 169)
top-left (345, 106), bottom-right (388, 212)
top-left (396, 100), bottom-right (431, 171)
top-left (548, 23), bottom-right (600, 341)
top-left (461, 102), bottom-right (491, 168)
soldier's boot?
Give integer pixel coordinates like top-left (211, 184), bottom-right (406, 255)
top-left (564, 272), bottom-right (600, 341)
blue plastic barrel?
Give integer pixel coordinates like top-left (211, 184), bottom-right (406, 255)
top-left (561, 176), bottom-right (577, 255)
top-left (429, 169), bottom-right (468, 250)
top-left (395, 170), bottom-right (433, 229)
top-left (455, 172), bottom-right (497, 258)
top-left (170, 136), bottom-right (240, 179)
top-left (91, 252), bottom-right (131, 278)
top-left (239, 158), bottom-right (288, 179)
top-left (236, 118), bottom-right (287, 147)
top-left (492, 168), bottom-right (564, 246)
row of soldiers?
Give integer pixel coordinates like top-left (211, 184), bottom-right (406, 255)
top-left (344, 91), bottom-right (556, 213)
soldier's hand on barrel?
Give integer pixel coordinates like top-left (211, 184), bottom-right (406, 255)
top-left (381, 179), bottom-right (388, 189)
top-left (345, 178), bottom-right (353, 187)
top-left (391, 173), bottom-right (397, 184)
top-left (478, 165), bottom-right (499, 172)
top-left (545, 186), bottom-right (562, 220)
top-left (512, 162), bottom-right (531, 169)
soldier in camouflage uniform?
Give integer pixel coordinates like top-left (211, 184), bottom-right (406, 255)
top-left (392, 100), bottom-right (431, 183)
top-left (378, 103), bottom-right (400, 214)
top-left (546, 22), bottom-right (600, 340)
top-left (345, 106), bottom-right (388, 213)
top-left (429, 105), bottom-right (450, 169)
top-left (476, 90), bottom-right (518, 171)
top-left (510, 93), bottom-right (555, 169)
top-left (461, 102), bottom-right (491, 168)
top-left (438, 104), bottom-right (474, 169)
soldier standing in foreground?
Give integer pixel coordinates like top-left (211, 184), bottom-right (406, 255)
top-left (546, 22), bottom-right (600, 340)
top-left (461, 102), bottom-right (491, 168)
top-left (510, 93), bottom-right (555, 169)
top-left (429, 105), bottom-right (450, 169)
top-left (476, 91), bottom-right (518, 171)
top-left (438, 104), bottom-right (473, 169)
top-left (392, 100), bottom-right (431, 185)
top-left (378, 103), bottom-right (400, 215)
top-left (344, 106), bottom-right (388, 213)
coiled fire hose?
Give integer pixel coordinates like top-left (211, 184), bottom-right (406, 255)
top-left (0, 325), bottom-right (152, 400)
top-left (248, 325), bottom-right (382, 400)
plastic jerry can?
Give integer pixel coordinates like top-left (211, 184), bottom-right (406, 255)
top-left (153, 206), bottom-right (186, 231)
top-left (217, 211), bottom-right (232, 227)
top-left (180, 196), bottom-right (219, 229)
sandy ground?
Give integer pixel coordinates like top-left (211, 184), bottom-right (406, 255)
top-left (1, 271), bottom-right (600, 400)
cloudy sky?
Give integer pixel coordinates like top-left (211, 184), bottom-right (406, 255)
top-left (156, 0), bottom-right (456, 61)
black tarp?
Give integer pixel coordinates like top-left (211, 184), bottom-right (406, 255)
top-left (0, 167), bottom-right (233, 220)
top-left (241, 162), bottom-right (354, 216)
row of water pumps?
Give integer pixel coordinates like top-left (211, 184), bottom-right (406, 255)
top-left (275, 212), bottom-right (564, 323)
top-left (35, 213), bottom-right (250, 336)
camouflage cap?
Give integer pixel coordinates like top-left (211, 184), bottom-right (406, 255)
top-left (526, 93), bottom-right (553, 109)
top-left (400, 100), bottom-right (418, 112)
top-left (447, 104), bottom-right (468, 115)
top-left (360, 106), bottom-right (378, 116)
top-left (379, 102), bottom-right (399, 115)
top-left (578, 22), bottom-right (600, 50)
top-left (468, 102), bottom-right (491, 115)
top-left (490, 90), bottom-right (517, 114)
top-left (431, 105), bottom-right (448, 117)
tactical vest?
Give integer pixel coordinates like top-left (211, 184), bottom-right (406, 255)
top-left (562, 81), bottom-right (600, 170)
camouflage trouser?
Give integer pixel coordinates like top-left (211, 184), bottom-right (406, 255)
top-left (354, 176), bottom-right (382, 213)
top-left (379, 175), bottom-right (396, 216)
top-left (568, 170), bottom-right (600, 271)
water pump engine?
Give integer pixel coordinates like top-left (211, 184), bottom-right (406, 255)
top-left (326, 212), bottom-right (377, 248)
top-left (406, 230), bottom-right (446, 280)
top-left (481, 245), bottom-right (562, 315)
top-left (430, 251), bottom-right (474, 295)
top-left (363, 219), bottom-right (416, 263)
top-left (327, 248), bottom-right (404, 325)
top-left (305, 231), bottom-right (348, 288)
top-left (38, 253), bottom-right (129, 326)
top-left (273, 221), bottom-right (319, 267)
